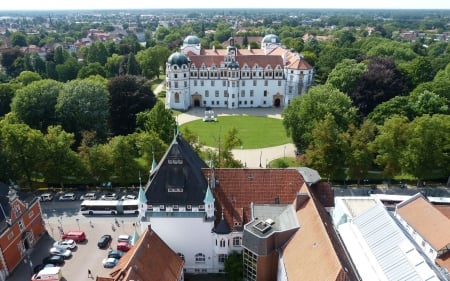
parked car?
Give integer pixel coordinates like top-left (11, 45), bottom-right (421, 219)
top-left (62, 231), bottom-right (86, 243)
top-left (42, 255), bottom-right (64, 266)
top-left (120, 194), bottom-right (136, 200)
top-left (107, 250), bottom-right (124, 259)
top-left (49, 246), bottom-right (72, 258)
top-left (80, 192), bottom-right (97, 200)
top-left (53, 239), bottom-right (77, 250)
top-left (117, 235), bottom-right (131, 243)
top-left (97, 234), bottom-right (112, 249)
top-left (102, 257), bottom-right (119, 268)
top-left (40, 193), bottom-right (53, 202)
top-left (117, 241), bottom-right (132, 252)
top-left (101, 193), bottom-right (117, 200)
top-left (59, 193), bottom-right (76, 201)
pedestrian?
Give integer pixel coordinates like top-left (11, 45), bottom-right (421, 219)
top-left (88, 269), bottom-right (92, 278)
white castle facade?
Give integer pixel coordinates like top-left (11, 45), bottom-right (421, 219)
top-left (165, 34), bottom-right (315, 110)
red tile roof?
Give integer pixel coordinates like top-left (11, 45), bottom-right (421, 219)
top-left (97, 225), bottom-right (184, 281)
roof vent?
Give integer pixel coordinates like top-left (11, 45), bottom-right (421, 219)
top-left (265, 218), bottom-right (275, 225)
top-left (253, 220), bottom-right (272, 234)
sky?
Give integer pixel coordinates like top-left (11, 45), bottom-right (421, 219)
top-left (0, 0), bottom-right (449, 11)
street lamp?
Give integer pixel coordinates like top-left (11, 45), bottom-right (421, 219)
top-left (284, 145), bottom-right (286, 159)
top-left (259, 151), bottom-right (262, 168)
top-left (75, 218), bottom-right (80, 230)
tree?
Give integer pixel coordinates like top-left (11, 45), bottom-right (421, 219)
top-left (0, 48), bottom-right (24, 76)
top-left (370, 115), bottom-right (409, 180)
top-left (326, 59), bottom-right (367, 95)
top-left (42, 126), bottom-right (86, 187)
top-left (126, 52), bottom-right (141, 76)
top-left (302, 114), bottom-right (347, 179)
top-left (105, 54), bottom-right (123, 78)
top-left (107, 75), bottom-right (157, 136)
top-left (77, 62), bottom-right (106, 79)
top-left (0, 122), bottom-right (45, 188)
top-left (56, 78), bottom-right (110, 144)
top-left (9, 32), bottom-right (28, 47)
top-left (10, 79), bottom-right (62, 131)
top-left (224, 251), bottom-right (243, 281)
top-left (220, 127), bottom-right (243, 168)
top-left (282, 84), bottom-right (357, 152)
top-left (17, 70), bottom-right (42, 85)
top-left (350, 57), bottom-right (406, 117)
top-left (343, 120), bottom-right (377, 185)
top-left (53, 45), bottom-right (69, 65)
top-left (136, 101), bottom-right (176, 144)
top-left (109, 135), bottom-right (142, 185)
top-left (400, 114), bottom-right (450, 181)
top-left (0, 83), bottom-right (15, 117)
top-left (55, 57), bottom-right (81, 82)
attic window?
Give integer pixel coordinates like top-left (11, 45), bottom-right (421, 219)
top-left (199, 205), bottom-right (205, 211)
top-left (186, 205), bottom-right (192, 211)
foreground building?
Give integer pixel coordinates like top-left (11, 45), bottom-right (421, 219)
top-left (139, 133), bottom-right (358, 280)
top-left (165, 34), bottom-right (314, 110)
top-left (0, 185), bottom-right (46, 280)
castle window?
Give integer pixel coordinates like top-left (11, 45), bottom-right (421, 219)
top-left (174, 81), bottom-right (178, 88)
top-left (241, 90), bottom-right (245, 97)
top-left (278, 80), bottom-right (282, 86)
top-left (264, 90), bottom-right (267, 97)
top-left (194, 80), bottom-right (197, 86)
top-left (223, 80), bottom-right (226, 87)
top-left (288, 86), bottom-right (293, 94)
top-left (250, 90), bottom-right (254, 97)
top-left (264, 80), bottom-right (268, 86)
top-left (253, 80), bottom-right (257, 86)
top-left (195, 253), bottom-right (205, 263)
top-left (184, 73), bottom-right (186, 78)
top-left (201, 80), bottom-right (204, 86)
top-left (224, 90), bottom-right (229, 97)
top-left (211, 80), bottom-right (215, 87)
top-left (174, 74), bottom-right (178, 78)
top-left (184, 81), bottom-right (187, 87)
top-left (205, 90), bottom-right (209, 97)
top-left (215, 91), bottom-right (219, 97)
top-left (242, 80), bottom-right (245, 86)
top-left (174, 93), bottom-right (180, 103)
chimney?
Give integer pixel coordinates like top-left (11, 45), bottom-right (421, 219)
top-left (295, 192), bottom-right (309, 210)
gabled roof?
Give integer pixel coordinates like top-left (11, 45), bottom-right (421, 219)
top-left (396, 193), bottom-right (450, 252)
top-left (145, 134), bottom-right (208, 205)
top-left (204, 168), bottom-right (304, 231)
top-left (282, 184), bottom-right (357, 281)
top-left (99, 225), bottom-right (183, 281)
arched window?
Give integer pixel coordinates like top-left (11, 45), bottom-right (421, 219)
top-left (195, 253), bottom-right (205, 263)
top-left (220, 239), bottom-right (226, 247)
top-left (174, 92), bottom-right (180, 103)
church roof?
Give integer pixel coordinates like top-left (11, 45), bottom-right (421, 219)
top-left (213, 216), bottom-right (232, 234)
top-left (144, 134), bottom-right (208, 206)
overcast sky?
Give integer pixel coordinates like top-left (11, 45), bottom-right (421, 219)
top-left (0, 0), bottom-right (448, 11)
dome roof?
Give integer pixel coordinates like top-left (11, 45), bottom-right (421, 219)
top-left (262, 34), bottom-right (280, 44)
top-left (168, 52), bottom-right (190, 67)
top-left (183, 35), bottom-right (201, 45)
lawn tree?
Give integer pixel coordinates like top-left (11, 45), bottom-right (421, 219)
top-left (400, 114), bottom-right (450, 182)
top-left (136, 45), bottom-right (171, 79)
top-left (302, 114), bottom-right (347, 180)
top-left (350, 57), bottom-right (406, 117)
top-left (136, 101), bottom-right (176, 144)
top-left (224, 251), bottom-right (243, 281)
top-left (56, 78), bottom-right (110, 145)
top-left (221, 127), bottom-right (243, 168)
top-left (10, 79), bottom-right (62, 131)
top-left (0, 122), bottom-right (45, 188)
top-left (282, 84), bottom-right (357, 153)
top-left (107, 75), bottom-right (157, 136)
top-left (42, 126), bottom-right (86, 187)
top-left (131, 131), bottom-right (167, 175)
top-left (370, 115), bottom-right (409, 182)
top-left (109, 135), bottom-right (142, 185)
top-left (182, 126), bottom-right (203, 154)
top-left (343, 119), bottom-right (377, 186)
top-left (326, 59), bottom-right (367, 96)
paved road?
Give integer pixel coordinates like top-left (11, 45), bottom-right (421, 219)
top-left (176, 107), bottom-right (297, 168)
top-left (7, 200), bottom-right (139, 281)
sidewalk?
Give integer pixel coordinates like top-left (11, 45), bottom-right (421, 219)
top-left (176, 107), bottom-right (296, 168)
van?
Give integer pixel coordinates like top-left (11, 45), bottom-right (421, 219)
top-left (62, 231), bottom-right (86, 243)
top-left (117, 234), bottom-right (131, 243)
top-left (31, 266), bottom-right (62, 281)
top-left (40, 193), bottom-right (53, 202)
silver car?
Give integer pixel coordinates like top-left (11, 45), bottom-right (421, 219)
top-left (49, 246), bottom-right (72, 259)
top-left (53, 239), bottom-right (77, 250)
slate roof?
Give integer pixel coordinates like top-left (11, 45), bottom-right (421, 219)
top-left (145, 133), bottom-right (208, 206)
top-left (97, 225), bottom-right (183, 281)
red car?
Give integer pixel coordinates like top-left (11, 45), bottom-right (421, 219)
top-left (117, 241), bottom-right (132, 252)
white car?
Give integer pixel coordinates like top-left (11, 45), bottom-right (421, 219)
top-left (59, 193), bottom-right (76, 201)
top-left (120, 194), bottom-right (136, 200)
top-left (49, 247), bottom-right (72, 259)
top-left (53, 239), bottom-right (77, 250)
top-left (101, 193), bottom-right (117, 200)
top-left (80, 192), bottom-right (97, 200)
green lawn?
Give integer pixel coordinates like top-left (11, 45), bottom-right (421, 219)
top-left (180, 116), bottom-right (290, 149)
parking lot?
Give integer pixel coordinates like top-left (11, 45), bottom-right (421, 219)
top-left (7, 196), bottom-right (140, 281)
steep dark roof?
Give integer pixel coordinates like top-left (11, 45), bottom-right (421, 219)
top-left (145, 134), bottom-right (208, 205)
top-left (0, 195), bottom-right (10, 221)
top-left (213, 217), bottom-right (231, 234)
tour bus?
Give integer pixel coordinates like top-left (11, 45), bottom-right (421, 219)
top-left (80, 199), bottom-right (139, 215)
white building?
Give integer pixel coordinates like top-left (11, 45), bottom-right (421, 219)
top-left (165, 34), bottom-right (314, 110)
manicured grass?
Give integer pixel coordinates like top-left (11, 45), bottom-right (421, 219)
top-left (180, 116), bottom-right (290, 149)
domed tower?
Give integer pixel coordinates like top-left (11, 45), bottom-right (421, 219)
top-left (225, 37), bottom-right (240, 109)
top-left (181, 35), bottom-right (201, 55)
top-left (261, 34), bottom-right (281, 54)
top-left (166, 52), bottom-right (191, 110)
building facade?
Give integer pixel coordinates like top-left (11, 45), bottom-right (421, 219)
top-left (0, 186), bottom-right (46, 280)
top-left (165, 34), bottom-right (314, 110)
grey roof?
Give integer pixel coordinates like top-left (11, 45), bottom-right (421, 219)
top-left (144, 133), bottom-right (208, 206)
top-left (297, 167), bottom-right (321, 184)
top-left (262, 34), bottom-right (280, 44)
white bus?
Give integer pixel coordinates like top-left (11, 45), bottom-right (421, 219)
top-left (80, 199), bottom-right (139, 215)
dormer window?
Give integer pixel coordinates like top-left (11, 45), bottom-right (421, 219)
top-left (173, 205), bottom-right (179, 211)
top-left (148, 205), bottom-right (153, 211)
top-left (159, 205), bottom-right (165, 211)
top-left (199, 205), bottom-right (205, 211)
top-left (186, 205), bottom-right (192, 211)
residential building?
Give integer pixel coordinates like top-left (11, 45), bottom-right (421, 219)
top-left (165, 34), bottom-right (314, 110)
top-left (0, 184), bottom-right (46, 280)
top-left (395, 193), bottom-right (450, 276)
top-left (96, 225), bottom-right (184, 281)
top-left (139, 132), bottom-right (358, 280)
top-left (333, 196), bottom-right (446, 280)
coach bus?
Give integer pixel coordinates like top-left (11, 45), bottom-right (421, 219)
top-left (80, 199), bottom-right (139, 215)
